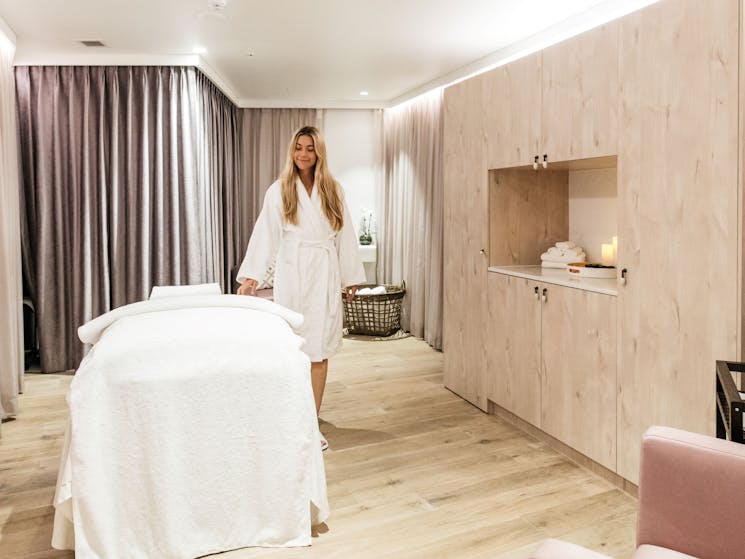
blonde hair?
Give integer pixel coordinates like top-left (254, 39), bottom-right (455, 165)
top-left (280, 126), bottom-right (344, 231)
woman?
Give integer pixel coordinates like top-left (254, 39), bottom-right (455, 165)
top-left (236, 126), bottom-right (366, 449)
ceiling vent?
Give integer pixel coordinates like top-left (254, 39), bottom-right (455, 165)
top-left (207, 0), bottom-right (228, 10)
top-left (80, 40), bottom-right (106, 47)
top-left (196, 0), bottom-right (229, 22)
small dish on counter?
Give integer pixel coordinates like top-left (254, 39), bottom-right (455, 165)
top-left (567, 262), bottom-right (617, 279)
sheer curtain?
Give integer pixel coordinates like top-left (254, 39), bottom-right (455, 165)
top-left (15, 66), bottom-right (240, 372)
top-left (237, 108), bottom-right (323, 255)
top-left (0, 23), bottom-right (22, 419)
top-left (380, 89), bottom-right (444, 349)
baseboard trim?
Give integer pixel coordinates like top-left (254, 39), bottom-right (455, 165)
top-left (487, 400), bottom-right (638, 498)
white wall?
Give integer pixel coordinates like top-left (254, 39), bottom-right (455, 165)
top-left (323, 109), bottom-right (382, 240)
top-left (568, 167), bottom-right (617, 263)
top-left (323, 109), bottom-right (383, 282)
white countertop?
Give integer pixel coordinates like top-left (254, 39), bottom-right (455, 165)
top-left (358, 244), bottom-right (376, 263)
top-left (488, 265), bottom-right (618, 296)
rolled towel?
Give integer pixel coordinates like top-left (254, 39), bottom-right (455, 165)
top-left (149, 282), bottom-right (222, 300)
top-left (541, 261), bottom-right (567, 269)
top-left (540, 251), bottom-right (586, 263)
top-left (547, 247), bottom-right (564, 257)
top-left (357, 287), bottom-right (373, 295)
top-left (555, 241), bottom-right (576, 250)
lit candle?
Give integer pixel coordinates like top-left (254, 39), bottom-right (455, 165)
top-left (601, 243), bottom-right (614, 266)
top-left (612, 236), bottom-right (618, 265)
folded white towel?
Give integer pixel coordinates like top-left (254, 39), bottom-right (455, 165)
top-left (149, 283), bottom-right (222, 300)
top-left (541, 261), bottom-right (567, 269)
top-left (547, 247), bottom-right (564, 257)
top-left (555, 241), bottom-right (576, 250)
top-left (564, 246), bottom-right (584, 257)
top-left (540, 251), bottom-right (586, 263)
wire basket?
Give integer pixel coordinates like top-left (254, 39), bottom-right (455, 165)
top-left (343, 283), bottom-right (405, 337)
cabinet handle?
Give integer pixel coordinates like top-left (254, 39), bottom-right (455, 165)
top-left (533, 155), bottom-right (539, 170)
top-left (542, 154), bottom-right (548, 169)
top-left (619, 268), bottom-right (628, 286)
top-left (480, 248), bottom-right (487, 256)
top-left (534, 286), bottom-right (540, 300)
top-left (541, 287), bottom-right (548, 303)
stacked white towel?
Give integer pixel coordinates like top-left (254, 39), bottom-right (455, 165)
top-left (540, 241), bottom-right (586, 269)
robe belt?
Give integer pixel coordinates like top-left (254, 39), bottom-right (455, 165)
top-left (288, 237), bottom-right (339, 315)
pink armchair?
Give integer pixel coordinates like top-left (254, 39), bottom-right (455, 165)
top-left (530, 426), bottom-right (745, 559)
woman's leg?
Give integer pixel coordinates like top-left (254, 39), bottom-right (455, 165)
top-left (310, 359), bottom-right (329, 415)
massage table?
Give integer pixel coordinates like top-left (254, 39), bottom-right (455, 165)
top-left (51, 291), bottom-right (328, 558)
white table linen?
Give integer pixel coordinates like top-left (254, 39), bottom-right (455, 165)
top-left (52, 294), bottom-right (328, 558)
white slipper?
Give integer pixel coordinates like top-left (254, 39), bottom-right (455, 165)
top-left (320, 437), bottom-right (329, 451)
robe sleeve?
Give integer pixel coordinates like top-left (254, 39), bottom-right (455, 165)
top-left (236, 185), bottom-right (282, 285)
top-left (336, 199), bottom-right (368, 288)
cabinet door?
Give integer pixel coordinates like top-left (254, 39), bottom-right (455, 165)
top-left (541, 285), bottom-right (617, 470)
top-left (541, 22), bottom-right (618, 163)
top-left (484, 52), bottom-right (542, 169)
top-left (617, 0), bottom-right (738, 483)
top-left (487, 273), bottom-right (541, 426)
top-left (443, 75), bottom-right (489, 411)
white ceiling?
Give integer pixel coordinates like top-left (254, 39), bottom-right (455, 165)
top-left (0, 0), bottom-right (657, 108)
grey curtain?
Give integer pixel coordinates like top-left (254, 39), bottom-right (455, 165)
top-left (238, 108), bottom-right (323, 255)
top-left (15, 66), bottom-right (241, 372)
top-left (199, 76), bottom-right (242, 294)
top-left (380, 89), bottom-right (444, 349)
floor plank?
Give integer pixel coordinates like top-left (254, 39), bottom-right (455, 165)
top-left (0, 336), bottom-right (636, 558)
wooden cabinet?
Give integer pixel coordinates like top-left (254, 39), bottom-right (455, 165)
top-left (541, 22), bottom-right (619, 163)
top-left (444, 0), bottom-right (741, 484)
top-left (541, 284), bottom-right (617, 470)
top-left (487, 273), bottom-right (541, 426)
top-left (616, 0), bottom-right (739, 484)
top-left (484, 52), bottom-right (542, 169)
top-left (443, 74), bottom-right (489, 411)
top-left (485, 23), bottom-right (618, 169)
top-left (447, 18), bottom-right (618, 415)
top-left (488, 272), bottom-right (617, 468)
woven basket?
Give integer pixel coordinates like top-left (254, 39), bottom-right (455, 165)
top-left (342, 283), bottom-right (405, 337)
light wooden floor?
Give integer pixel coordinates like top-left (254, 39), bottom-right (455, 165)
top-left (0, 337), bottom-right (637, 559)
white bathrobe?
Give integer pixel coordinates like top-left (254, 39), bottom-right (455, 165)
top-left (237, 179), bottom-right (366, 361)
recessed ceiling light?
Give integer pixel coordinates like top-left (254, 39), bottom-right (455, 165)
top-left (193, 46), bottom-right (207, 54)
top-left (359, 91), bottom-right (369, 96)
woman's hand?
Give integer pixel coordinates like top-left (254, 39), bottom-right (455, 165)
top-left (344, 285), bottom-right (358, 302)
top-left (238, 278), bottom-right (258, 296)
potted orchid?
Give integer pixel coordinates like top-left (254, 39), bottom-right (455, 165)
top-left (359, 207), bottom-right (374, 245)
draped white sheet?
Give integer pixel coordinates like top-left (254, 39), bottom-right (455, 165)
top-left (52, 295), bottom-right (328, 558)
top-left (0, 17), bottom-right (23, 420)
